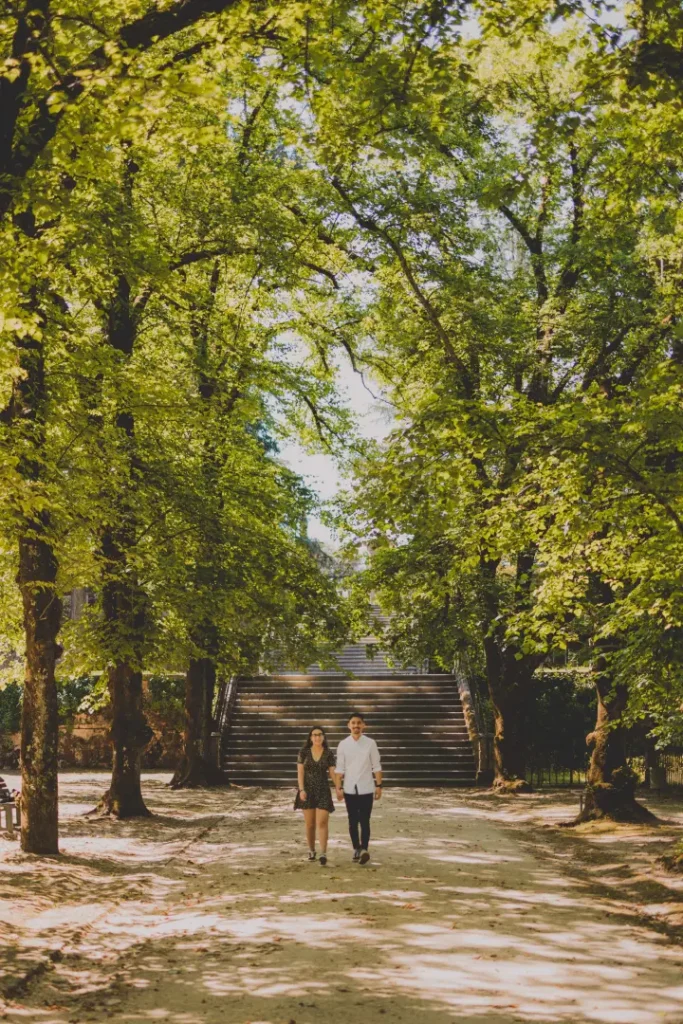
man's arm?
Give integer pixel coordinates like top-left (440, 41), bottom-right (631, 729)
top-left (371, 741), bottom-right (383, 799)
top-left (335, 743), bottom-right (345, 799)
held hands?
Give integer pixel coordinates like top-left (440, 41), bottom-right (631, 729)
top-left (335, 787), bottom-right (343, 802)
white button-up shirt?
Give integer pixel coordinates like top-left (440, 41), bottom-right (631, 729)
top-left (336, 734), bottom-right (382, 795)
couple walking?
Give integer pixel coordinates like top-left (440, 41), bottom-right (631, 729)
top-left (294, 712), bottom-right (382, 866)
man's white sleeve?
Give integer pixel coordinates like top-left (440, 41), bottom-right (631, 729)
top-left (336, 742), bottom-right (346, 775)
top-left (370, 740), bottom-right (382, 773)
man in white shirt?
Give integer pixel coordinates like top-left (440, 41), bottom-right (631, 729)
top-left (335, 712), bottom-right (383, 865)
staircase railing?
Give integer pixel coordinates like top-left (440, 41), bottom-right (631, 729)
top-left (212, 676), bottom-right (239, 772)
top-left (453, 657), bottom-right (494, 786)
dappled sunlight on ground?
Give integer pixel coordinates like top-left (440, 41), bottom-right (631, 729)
top-left (2, 775), bottom-right (683, 1024)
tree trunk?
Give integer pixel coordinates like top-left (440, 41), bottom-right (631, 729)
top-left (484, 639), bottom-right (533, 793)
top-left (1, 295), bottom-right (63, 853)
top-left (96, 663), bottom-right (151, 817)
top-left (577, 663), bottom-right (656, 823)
top-left (169, 263), bottom-right (227, 792)
top-left (18, 529), bottom-right (62, 854)
top-left (170, 657), bottom-right (224, 788)
top-left (92, 253), bottom-right (152, 817)
top-left (93, 521), bottom-right (152, 818)
top-left (479, 554), bottom-right (535, 792)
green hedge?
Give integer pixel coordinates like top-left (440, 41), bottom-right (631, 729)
top-left (0, 674), bottom-right (188, 737)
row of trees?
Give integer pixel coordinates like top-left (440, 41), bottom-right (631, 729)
top-left (1, 0), bottom-right (395, 852)
top-left (334, 0), bottom-right (683, 821)
top-left (2, 0), bottom-right (682, 853)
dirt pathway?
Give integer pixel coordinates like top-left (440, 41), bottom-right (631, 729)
top-left (2, 773), bottom-right (683, 1024)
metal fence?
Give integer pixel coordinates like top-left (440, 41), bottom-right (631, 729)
top-left (525, 753), bottom-right (683, 789)
top-left (525, 766), bottom-right (588, 788)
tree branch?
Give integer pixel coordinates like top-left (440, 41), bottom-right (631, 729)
top-left (330, 175), bottom-right (474, 395)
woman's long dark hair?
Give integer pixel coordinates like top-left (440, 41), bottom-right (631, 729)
top-left (300, 725), bottom-right (330, 757)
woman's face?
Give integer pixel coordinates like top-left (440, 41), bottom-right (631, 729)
top-left (311, 729), bottom-right (324, 748)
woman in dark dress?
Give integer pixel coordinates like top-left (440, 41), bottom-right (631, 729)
top-left (294, 726), bottom-right (336, 865)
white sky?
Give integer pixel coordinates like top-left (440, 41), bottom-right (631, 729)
top-left (280, 356), bottom-right (394, 546)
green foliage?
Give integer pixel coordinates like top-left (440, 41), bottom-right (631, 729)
top-left (2, 0), bottom-right (683, 774)
top-left (0, 683), bottom-right (21, 735)
top-left (145, 676), bottom-right (185, 718)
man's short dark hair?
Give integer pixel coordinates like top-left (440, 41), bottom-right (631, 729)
top-left (348, 712), bottom-right (365, 723)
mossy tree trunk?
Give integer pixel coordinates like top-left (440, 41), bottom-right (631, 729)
top-left (1, 298), bottom-right (63, 854)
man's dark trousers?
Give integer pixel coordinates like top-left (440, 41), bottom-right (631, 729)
top-left (344, 792), bottom-right (374, 851)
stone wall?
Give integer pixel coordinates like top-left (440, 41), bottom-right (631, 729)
top-left (0, 708), bottom-right (184, 771)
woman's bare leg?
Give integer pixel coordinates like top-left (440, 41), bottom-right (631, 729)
top-left (304, 809), bottom-right (316, 852)
top-left (316, 809), bottom-right (329, 854)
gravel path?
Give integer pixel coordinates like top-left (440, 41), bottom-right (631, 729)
top-left (2, 772), bottom-right (683, 1024)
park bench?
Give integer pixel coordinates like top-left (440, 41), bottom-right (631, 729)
top-left (1, 800), bottom-right (20, 836)
top-left (0, 776), bottom-right (20, 836)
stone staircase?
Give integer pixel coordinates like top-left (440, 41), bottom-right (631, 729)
top-left (223, 648), bottom-right (477, 787)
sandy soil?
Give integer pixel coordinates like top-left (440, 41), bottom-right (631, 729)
top-left (2, 773), bottom-right (683, 1024)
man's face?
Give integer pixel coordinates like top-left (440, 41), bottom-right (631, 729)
top-left (348, 716), bottom-right (364, 738)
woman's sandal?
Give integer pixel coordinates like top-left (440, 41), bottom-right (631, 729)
top-left (308, 851), bottom-right (317, 861)
top-left (319, 854), bottom-right (327, 866)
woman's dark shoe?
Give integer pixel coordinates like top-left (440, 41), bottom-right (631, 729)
top-left (359, 850), bottom-right (370, 865)
top-left (319, 854), bottom-right (327, 866)
top-left (308, 851), bottom-right (317, 861)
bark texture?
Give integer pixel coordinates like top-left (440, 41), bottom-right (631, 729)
top-left (1, 298), bottom-right (63, 853)
top-left (170, 657), bottom-right (224, 788)
top-left (97, 663), bottom-right (151, 817)
top-left (480, 553), bottom-right (537, 792)
top-left (18, 529), bottom-right (62, 853)
top-left (577, 664), bottom-right (656, 823)
top-left (93, 258), bottom-right (152, 817)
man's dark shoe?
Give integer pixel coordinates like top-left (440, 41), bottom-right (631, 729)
top-left (359, 850), bottom-right (370, 865)
top-left (352, 849), bottom-right (361, 862)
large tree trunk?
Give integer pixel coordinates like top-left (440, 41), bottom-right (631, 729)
top-left (92, 255), bottom-right (152, 817)
top-left (1, 298), bottom-right (64, 853)
top-left (97, 663), bottom-right (151, 817)
top-left (170, 656), bottom-right (224, 788)
top-left (480, 552), bottom-right (537, 792)
top-left (18, 529), bottom-right (62, 853)
top-left (577, 661), bottom-right (655, 823)
top-left (484, 639), bottom-right (534, 793)
top-left (93, 517), bottom-right (152, 817)
top-left (170, 263), bottom-right (227, 792)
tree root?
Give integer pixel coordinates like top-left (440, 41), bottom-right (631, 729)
top-left (571, 773), bottom-right (659, 826)
top-left (169, 756), bottom-right (226, 790)
top-left (86, 789), bottom-right (151, 819)
top-left (492, 776), bottom-right (532, 794)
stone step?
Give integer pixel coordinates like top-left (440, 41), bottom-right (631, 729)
top-left (224, 672), bottom-right (475, 789)
top-left (226, 777), bottom-right (476, 787)
top-left (232, 716), bottom-right (466, 724)
top-left (227, 729), bottom-right (473, 737)
top-left (224, 753), bottom-right (475, 761)
top-left (235, 700), bottom-right (464, 708)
